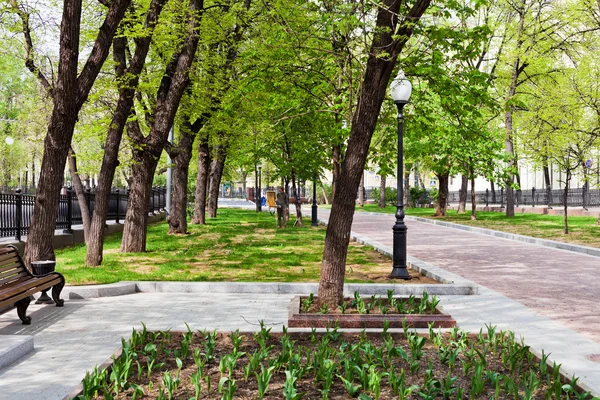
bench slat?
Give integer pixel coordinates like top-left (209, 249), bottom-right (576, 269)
top-left (0, 261), bottom-right (25, 275)
top-left (0, 247), bottom-right (15, 256)
top-left (0, 270), bottom-right (29, 285)
top-left (0, 254), bottom-right (20, 267)
top-left (0, 275), bottom-right (32, 294)
top-left (0, 280), bottom-right (60, 307)
top-left (0, 280), bottom-right (62, 309)
top-left (0, 275), bottom-right (60, 299)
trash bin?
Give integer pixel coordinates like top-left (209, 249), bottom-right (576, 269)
top-left (30, 260), bottom-right (56, 304)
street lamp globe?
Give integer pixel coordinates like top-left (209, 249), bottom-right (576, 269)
top-left (5, 136), bottom-right (15, 146)
top-left (390, 71), bottom-right (412, 104)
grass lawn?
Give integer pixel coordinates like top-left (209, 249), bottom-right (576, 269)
top-left (55, 208), bottom-right (425, 285)
top-left (353, 204), bottom-right (600, 248)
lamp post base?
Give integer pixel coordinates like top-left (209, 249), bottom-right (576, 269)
top-left (389, 265), bottom-right (411, 280)
top-left (311, 205), bottom-right (318, 226)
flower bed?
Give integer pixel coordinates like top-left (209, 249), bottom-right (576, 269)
top-left (71, 323), bottom-right (596, 399)
top-left (288, 291), bottom-right (456, 329)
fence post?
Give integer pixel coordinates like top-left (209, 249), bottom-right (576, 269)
top-left (152, 187), bottom-right (156, 214)
top-left (64, 186), bottom-right (73, 233)
top-left (115, 189), bottom-right (120, 224)
top-left (15, 189), bottom-right (22, 242)
top-left (500, 188), bottom-right (504, 208)
top-left (532, 187), bottom-right (535, 207)
top-left (485, 188), bottom-right (489, 207)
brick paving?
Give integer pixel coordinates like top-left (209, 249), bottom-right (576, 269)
top-left (321, 209), bottom-right (600, 345)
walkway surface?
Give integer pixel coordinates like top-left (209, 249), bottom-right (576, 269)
top-left (320, 209), bottom-right (600, 345)
top-left (1, 200), bottom-right (599, 398)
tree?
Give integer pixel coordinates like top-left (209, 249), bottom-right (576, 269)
top-left (8, 0), bottom-right (132, 264)
top-left (120, 0), bottom-right (204, 252)
top-left (85, 0), bottom-right (168, 265)
top-left (318, 0), bottom-right (431, 307)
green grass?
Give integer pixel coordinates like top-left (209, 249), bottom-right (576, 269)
top-left (55, 208), bottom-right (397, 285)
top-left (354, 203), bottom-right (600, 248)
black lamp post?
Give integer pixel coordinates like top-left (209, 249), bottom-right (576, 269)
top-left (312, 175), bottom-right (318, 226)
top-left (389, 71), bottom-right (412, 280)
top-left (257, 162), bottom-right (263, 212)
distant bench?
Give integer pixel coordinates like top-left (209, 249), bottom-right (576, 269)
top-left (0, 245), bottom-right (65, 325)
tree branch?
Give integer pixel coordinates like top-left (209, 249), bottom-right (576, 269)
top-left (10, 0), bottom-right (54, 96)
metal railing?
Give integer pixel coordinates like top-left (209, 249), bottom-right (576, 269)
top-left (0, 186), bottom-right (167, 240)
top-left (447, 187), bottom-right (600, 208)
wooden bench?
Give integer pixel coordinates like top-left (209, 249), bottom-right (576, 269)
top-left (0, 245), bottom-right (65, 325)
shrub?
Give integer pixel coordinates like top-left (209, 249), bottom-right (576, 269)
top-left (370, 187), bottom-right (397, 205)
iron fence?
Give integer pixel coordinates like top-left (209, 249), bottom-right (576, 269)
top-left (0, 186), bottom-right (167, 240)
top-left (447, 187), bottom-right (600, 208)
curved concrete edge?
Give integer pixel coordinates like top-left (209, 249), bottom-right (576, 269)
top-left (0, 335), bottom-right (34, 370)
top-left (405, 215), bottom-right (600, 258)
top-left (62, 282), bottom-right (138, 299)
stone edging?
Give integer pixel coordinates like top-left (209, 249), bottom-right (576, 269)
top-left (0, 335), bottom-right (34, 370)
top-left (404, 216), bottom-right (600, 258)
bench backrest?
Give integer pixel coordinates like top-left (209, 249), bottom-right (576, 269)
top-left (0, 246), bottom-right (29, 289)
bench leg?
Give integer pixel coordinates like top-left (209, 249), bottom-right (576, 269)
top-left (16, 297), bottom-right (32, 325)
top-left (52, 282), bottom-right (65, 307)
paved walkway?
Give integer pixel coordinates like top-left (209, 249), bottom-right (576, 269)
top-left (0, 293), bottom-right (291, 400)
top-left (320, 209), bottom-right (600, 345)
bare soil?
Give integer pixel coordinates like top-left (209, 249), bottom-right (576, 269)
top-left (87, 330), bottom-right (572, 400)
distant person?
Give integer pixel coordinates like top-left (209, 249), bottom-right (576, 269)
top-left (276, 186), bottom-right (289, 228)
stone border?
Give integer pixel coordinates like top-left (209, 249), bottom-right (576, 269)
top-left (404, 215), bottom-right (600, 258)
top-left (62, 346), bottom-right (123, 400)
top-left (60, 277), bottom-right (476, 300)
top-left (287, 295), bottom-right (456, 329)
top-left (0, 335), bottom-right (34, 370)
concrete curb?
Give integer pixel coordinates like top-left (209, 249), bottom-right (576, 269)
top-left (62, 282), bottom-right (138, 299)
top-left (404, 215), bottom-right (600, 258)
top-left (0, 335), bottom-right (34, 370)
top-left (62, 279), bottom-right (476, 298)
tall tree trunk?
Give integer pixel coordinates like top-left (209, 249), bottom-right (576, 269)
top-left (543, 160), bottom-right (551, 188)
top-left (321, 184), bottom-right (329, 205)
top-left (67, 147), bottom-right (91, 242)
top-left (503, 1), bottom-right (525, 219)
top-left (332, 144), bottom-right (341, 200)
top-left (207, 145), bottom-right (226, 218)
top-left (563, 170), bottom-right (570, 234)
top-left (167, 119), bottom-right (198, 234)
top-left (318, 0), bottom-right (431, 307)
top-left (21, 0), bottom-right (131, 265)
top-left (491, 180), bottom-right (496, 203)
top-left (192, 134), bottom-right (210, 224)
top-left (358, 173), bottom-right (364, 207)
top-left (120, 156), bottom-right (154, 252)
top-left (86, 0), bottom-right (165, 265)
top-left (458, 173), bottom-right (468, 213)
top-left (254, 164), bottom-right (260, 211)
top-left (470, 166), bottom-right (476, 220)
top-left (379, 175), bottom-right (386, 208)
top-left (435, 172), bottom-right (449, 216)
top-left (291, 171), bottom-right (303, 226)
top-left (121, 0), bottom-right (203, 252)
